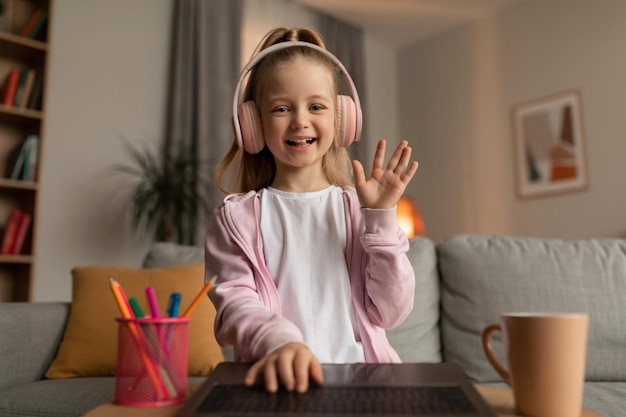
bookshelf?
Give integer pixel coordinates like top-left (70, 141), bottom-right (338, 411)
top-left (0, 0), bottom-right (50, 301)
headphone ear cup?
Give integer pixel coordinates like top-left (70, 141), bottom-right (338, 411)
top-left (336, 95), bottom-right (358, 147)
top-left (237, 101), bottom-right (265, 154)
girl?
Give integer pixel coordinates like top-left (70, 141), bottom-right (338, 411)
top-left (205, 27), bottom-right (418, 393)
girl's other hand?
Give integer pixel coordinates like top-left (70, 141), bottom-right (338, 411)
top-left (352, 139), bottom-right (419, 209)
top-left (244, 342), bottom-right (324, 393)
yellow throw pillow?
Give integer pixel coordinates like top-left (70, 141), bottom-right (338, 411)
top-left (45, 264), bottom-right (223, 378)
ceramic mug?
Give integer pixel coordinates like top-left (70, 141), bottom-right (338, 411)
top-left (482, 313), bottom-right (589, 417)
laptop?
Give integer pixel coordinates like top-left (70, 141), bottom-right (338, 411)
top-left (177, 362), bottom-right (497, 417)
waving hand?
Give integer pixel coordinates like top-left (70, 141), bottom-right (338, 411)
top-left (352, 139), bottom-right (418, 209)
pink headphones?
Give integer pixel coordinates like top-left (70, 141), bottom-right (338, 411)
top-left (232, 41), bottom-right (363, 154)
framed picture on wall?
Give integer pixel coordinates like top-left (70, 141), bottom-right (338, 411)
top-left (512, 89), bottom-right (588, 199)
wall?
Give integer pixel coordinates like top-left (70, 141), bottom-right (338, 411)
top-left (34, 0), bottom-right (173, 301)
top-left (399, 0), bottom-right (626, 242)
top-left (363, 33), bottom-right (400, 155)
top-left (33, 0), bottom-right (397, 301)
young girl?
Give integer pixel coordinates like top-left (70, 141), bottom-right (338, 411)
top-left (205, 27), bottom-right (418, 393)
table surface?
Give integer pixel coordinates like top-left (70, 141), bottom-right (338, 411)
top-left (82, 385), bottom-right (603, 417)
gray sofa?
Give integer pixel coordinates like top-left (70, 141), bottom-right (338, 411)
top-left (1, 234), bottom-right (623, 417)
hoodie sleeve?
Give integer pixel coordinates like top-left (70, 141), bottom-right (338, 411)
top-left (343, 188), bottom-right (416, 330)
top-left (204, 196), bottom-right (304, 361)
top-left (360, 207), bottom-right (415, 328)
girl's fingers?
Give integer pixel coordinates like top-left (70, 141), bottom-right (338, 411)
top-left (352, 160), bottom-right (366, 187)
top-left (386, 140), bottom-right (409, 171)
top-left (371, 139), bottom-right (387, 172)
top-left (402, 161), bottom-right (419, 183)
top-left (277, 353), bottom-right (296, 391)
top-left (244, 360), bottom-right (263, 386)
top-left (293, 352), bottom-right (312, 393)
top-left (263, 360), bottom-right (279, 393)
top-left (309, 359), bottom-right (324, 386)
top-left (393, 145), bottom-right (413, 175)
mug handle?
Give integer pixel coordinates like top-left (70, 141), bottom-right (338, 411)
top-left (481, 323), bottom-right (511, 385)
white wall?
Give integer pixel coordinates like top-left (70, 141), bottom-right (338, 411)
top-left (363, 33), bottom-right (400, 156)
top-left (34, 0), bottom-right (173, 300)
top-left (242, 0), bottom-right (316, 60)
top-left (33, 0), bottom-right (397, 301)
top-left (399, 0), bottom-right (626, 242)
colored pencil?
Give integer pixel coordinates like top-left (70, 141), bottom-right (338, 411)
top-left (182, 275), bottom-right (217, 317)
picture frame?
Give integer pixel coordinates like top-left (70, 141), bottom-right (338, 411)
top-left (512, 89), bottom-right (588, 199)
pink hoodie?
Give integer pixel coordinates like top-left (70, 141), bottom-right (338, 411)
top-left (205, 186), bottom-right (415, 363)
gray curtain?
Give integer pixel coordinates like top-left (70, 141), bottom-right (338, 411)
top-left (315, 13), bottom-right (370, 165)
top-left (165, 0), bottom-right (242, 244)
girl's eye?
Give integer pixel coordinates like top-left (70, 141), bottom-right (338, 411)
top-left (311, 104), bottom-right (325, 111)
top-left (272, 106), bottom-right (289, 113)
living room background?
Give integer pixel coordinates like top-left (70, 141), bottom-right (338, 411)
top-left (33, 0), bottom-right (625, 302)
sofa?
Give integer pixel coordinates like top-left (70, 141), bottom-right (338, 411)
top-left (1, 234), bottom-right (623, 417)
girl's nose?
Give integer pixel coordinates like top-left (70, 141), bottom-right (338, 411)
top-left (290, 110), bottom-right (309, 130)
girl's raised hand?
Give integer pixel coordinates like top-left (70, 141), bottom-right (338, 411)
top-left (352, 139), bottom-right (418, 209)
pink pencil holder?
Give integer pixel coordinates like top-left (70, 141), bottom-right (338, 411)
top-left (114, 317), bottom-right (191, 407)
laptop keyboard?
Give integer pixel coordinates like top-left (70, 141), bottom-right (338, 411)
top-left (198, 384), bottom-right (478, 415)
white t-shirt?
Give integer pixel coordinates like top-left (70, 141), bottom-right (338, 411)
top-left (260, 186), bottom-right (365, 363)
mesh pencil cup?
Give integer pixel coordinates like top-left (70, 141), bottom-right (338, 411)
top-left (115, 317), bottom-right (191, 407)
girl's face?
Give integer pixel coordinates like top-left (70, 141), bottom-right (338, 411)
top-left (258, 58), bottom-right (336, 184)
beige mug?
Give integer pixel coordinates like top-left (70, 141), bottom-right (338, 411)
top-left (482, 313), bottom-right (588, 417)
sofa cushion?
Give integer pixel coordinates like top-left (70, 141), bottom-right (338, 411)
top-left (438, 234), bottom-right (626, 382)
top-left (143, 242), bottom-right (204, 268)
top-left (45, 264), bottom-right (223, 379)
top-left (386, 237), bottom-right (441, 362)
top-left (0, 376), bottom-right (209, 417)
top-left (0, 377), bottom-right (115, 417)
top-left (0, 303), bottom-right (69, 391)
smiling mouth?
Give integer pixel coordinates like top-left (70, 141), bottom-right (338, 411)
top-left (286, 138), bottom-right (316, 148)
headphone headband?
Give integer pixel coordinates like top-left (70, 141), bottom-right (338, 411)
top-left (232, 41), bottom-right (363, 151)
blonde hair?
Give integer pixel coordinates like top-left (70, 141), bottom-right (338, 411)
top-left (215, 27), bottom-right (353, 194)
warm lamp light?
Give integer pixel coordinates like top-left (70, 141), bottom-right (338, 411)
top-left (396, 196), bottom-right (425, 238)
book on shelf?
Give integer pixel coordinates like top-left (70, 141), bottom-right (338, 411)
top-left (4, 134), bottom-right (38, 181)
top-left (26, 72), bottom-right (43, 110)
top-left (2, 68), bottom-right (20, 107)
top-left (20, 8), bottom-right (43, 36)
top-left (5, 138), bottom-right (26, 179)
top-left (28, 9), bottom-right (47, 39)
top-left (22, 133), bottom-right (38, 181)
top-left (1, 209), bottom-right (22, 255)
top-left (18, 69), bottom-right (36, 110)
top-left (1, 0), bottom-right (39, 36)
top-left (28, 9), bottom-right (47, 40)
top-left (13, 67), bottom-right (30, 107)
top-left (20, 8), bottom-right (47, 40)
top-left (12, 211), bottom-right (31, 255)
top-left (0, 209), bottom-right (31, 255)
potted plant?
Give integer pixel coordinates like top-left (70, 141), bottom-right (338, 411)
top-left (112, 138), bottom-right (210, 244)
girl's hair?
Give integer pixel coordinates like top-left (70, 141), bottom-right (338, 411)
top-left (214, 27), bottom-right (354, 194)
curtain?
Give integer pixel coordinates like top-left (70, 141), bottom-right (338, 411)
top-left (315, 13), bottom-right (370, 165)
top-left (165, 0), bottom-right (242, 244)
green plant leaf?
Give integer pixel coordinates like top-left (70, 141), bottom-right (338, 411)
top-left (111, 137), bottom-right (211, 243)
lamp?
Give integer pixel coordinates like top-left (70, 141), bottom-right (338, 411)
top-left (396, 196), bottom-right (425, 238)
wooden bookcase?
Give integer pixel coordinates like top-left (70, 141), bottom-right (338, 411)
top-left (0, 0), bottom-right (51, 301)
